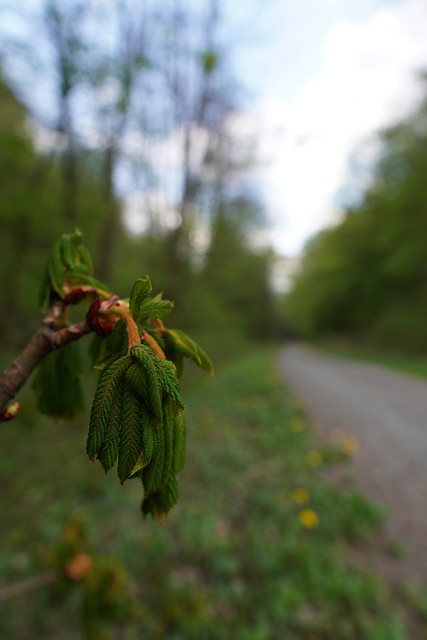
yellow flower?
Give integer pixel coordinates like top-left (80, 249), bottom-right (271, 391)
top-left (290, 487), bottom-right (310, 505)
top-left (299, 509), bottom-right (319, 529)
top-left (306, 449), bottom-right (323, 466)
top-left (289, 416), bottom-right (305, 432)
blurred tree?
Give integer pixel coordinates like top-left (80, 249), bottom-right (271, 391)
top-left (286, 85), bottom-right (427, 352)
top-left (202, 196), bottom-right (275, 340)
top-left (44, 0), bottom-right (86, 224)
top-left (0, 77), bottom-right (105, 353)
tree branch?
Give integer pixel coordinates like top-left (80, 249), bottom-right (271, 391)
top-left (0, 571), bottom-right (58, 602)
top-left (0, 301), bottom-right (93, 415)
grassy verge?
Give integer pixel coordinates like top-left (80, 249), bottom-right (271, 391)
top-left (315, 340), bottom-right (427, 380)
top-left (0, 347), bottom-right (411, 639)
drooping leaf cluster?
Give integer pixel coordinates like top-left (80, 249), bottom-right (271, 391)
top-left (32, 232), bottom-right (213, 519)
top-left (87, 275), bottom-right (213, 519)
top-left (87, 346), bottom-right (185, 520)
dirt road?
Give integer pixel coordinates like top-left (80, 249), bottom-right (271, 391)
top-left (278, 344), bottom-right (427, 585)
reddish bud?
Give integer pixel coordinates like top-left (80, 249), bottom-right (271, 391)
top-left (0, 402), bottom-right (20, 422)
top-left (87, 296), bottom-right (120, 337)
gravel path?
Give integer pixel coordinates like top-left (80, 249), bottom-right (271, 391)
top-left (278, 343), bottom-right (427, 586)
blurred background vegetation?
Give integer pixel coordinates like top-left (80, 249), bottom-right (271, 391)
top-left (0, 0), bottom-right (279, 368)
top-left (1, 1), bottom-right (427, 638)
top-left (285, 82), bottom-right (427, 355)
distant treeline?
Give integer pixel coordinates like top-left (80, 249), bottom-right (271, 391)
top-left (286, 86), bottom-right (427, 354)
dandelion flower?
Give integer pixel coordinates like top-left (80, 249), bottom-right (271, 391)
top-left (306, 449), bottom-right (323, 466)
top-left (290, 487), bottom-right (310, 505)
top-left (289, 416), bottom-right (305, 432)
top-left (299, 509), bottom-right (319, 529)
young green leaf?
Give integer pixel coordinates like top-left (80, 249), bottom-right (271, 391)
top-left (141, 473), bottom-right (179, 520)
top-left (129, 276), bottom-right (152, 317)
top-left (142, 426), bottom-right (165, 496)
top-left (87, 355), bottom-right (132, 461)
top-left (47, 239), bottom-right (66, 298)
top-left (96, 376), bottom-right (125, 473)
top-left (142, 420), bottom-right (156, 466)
top-left (32, 341), bottom-right (85, 419)
top-left (65, 270), bottom-right (109, 292)
top-left (154, 358), bottom-right (185, 412)
top-left (130, 345), bottom-right (163, 423)
top-left (39, 229), bottom-right (100, 307)
top-left (172, 411), bottom-right (186, 473)
top-left (117, 385), bottom-right (145, 483)
top-left (162, 398), bottom-right (175, 486)
top-left (163, 329), bottom-right (214, 375)
top-left (136, 298), bottom-right (174, 322)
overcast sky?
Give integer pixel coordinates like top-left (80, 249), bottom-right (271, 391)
top-left (224, 0), bottom-right (427, 256)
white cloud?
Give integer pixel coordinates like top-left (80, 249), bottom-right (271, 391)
top-left (256, 0), bottom-right (427, 256)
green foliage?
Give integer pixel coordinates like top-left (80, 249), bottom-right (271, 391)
top-left (87, 343), bottom-right (186, 519)
top-left (0, 348), bottom-right (415, 639)
top-left (32, 342), bottom-right (85, 419)
top-left (39, 229), bottom-right (109, 308)
top-left (31, 231), bottom-right (212, 519)
top-left (164, 329), bottom-right (214, 376)
top-left (0, 80), bottom-right (110, 352)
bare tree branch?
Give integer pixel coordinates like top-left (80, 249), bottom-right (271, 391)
top-left (0, 571), bottom-right (58, 602)
top-left (0, 301), bottom-right (92, 414)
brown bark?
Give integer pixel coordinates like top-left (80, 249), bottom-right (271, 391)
top-left (0, 301), bottom-right (92, 414)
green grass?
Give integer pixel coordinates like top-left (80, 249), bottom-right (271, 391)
top-left (315, 341), bottom-right (427, 380)
top-left (0, 347), bottom-right (411, 639)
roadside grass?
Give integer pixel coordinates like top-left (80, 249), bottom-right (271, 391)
top-left (0, 347), bottom-right (410, 639)
top-left (314, 340), bottom-right (427, 380)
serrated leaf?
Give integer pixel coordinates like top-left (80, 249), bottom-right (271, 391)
top-left (117, 385), bottom-right (145, 483)
top-left (65, 270), bottom-right (109, 292)
top-left (77, 244), bottom-right (93, 275)
top-left (61, 233), bottom-right (75, 269)
top-left (129, 449), bottom-right (149, 477)
top-left (142, 426), bottom-right (165, 496)
top-left (96, 376), bottom-right (125, 472)
top-left (136, 298), bottom-right (174, 321)
top-left (163, 329), bottom-right (214, 375)
top-left (47, 239), bottom-right (65, 298)
top-left (163, 335), bottom-right (184, 378)
top-left (104, 320), bottom-right (128, 357)
top-left (39, 230), bottom-right (98, 308)
top-left (130, 345), bottom-right (163, 423)
top-left (172, 412), bottom-right (186, 473)
top-left (125, 362), bottom-right (149, 407)
top-left (86, 355), bottom-right (132, 460)
top-left (162, 398), bottom-right (175, 484)
top-left (129, 276), bottom-right (152, 317)
top-left (154, 359), bottom-right (184, 412)
top-left (141, 473), bottom-right (179, 520)
top-left (142, 420), bottom-right (156, 465)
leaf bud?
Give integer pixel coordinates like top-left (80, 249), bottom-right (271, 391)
top-left (87, 296), bottom-right (120, 337)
